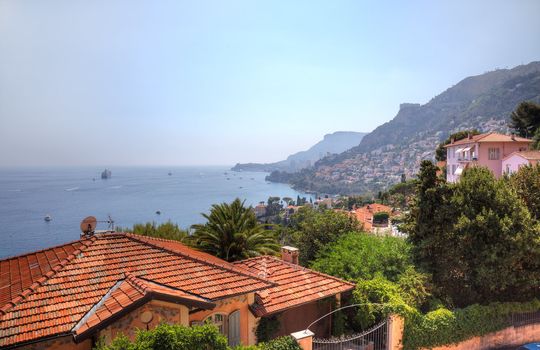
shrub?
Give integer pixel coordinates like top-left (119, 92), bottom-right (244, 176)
top-left (310, 232), bottom-right (412, 282)
top-left (94, 323), bottom-right (228, 350)
top-left (402, 299), bottom-right (540, 350)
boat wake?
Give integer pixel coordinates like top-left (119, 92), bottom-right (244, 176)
top-left (65, 187), bottom-right (79, 192)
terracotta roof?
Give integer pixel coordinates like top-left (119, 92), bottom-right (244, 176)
top-left (350, 204), bottom-right (393, 232)
top-left (444, 132), bottom-right (532, 147)
top-left (0, 239), bottom-right (89, 309)
top-left (233, 256), bottom-right (355, 317)
top-left (73, 274), bottom-right (214, 341)
top-left (0, 233), bottom-right (274, 348)
top-left (504, 150), bottom-right (540, 161)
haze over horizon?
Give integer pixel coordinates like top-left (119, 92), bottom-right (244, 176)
top-left (1, 0), bottom-right (540, 167)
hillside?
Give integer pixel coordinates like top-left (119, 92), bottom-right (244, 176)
top-left (267, 61), bottom-right (540, 194)
top-left (231, 131), bottom-right (367, 172)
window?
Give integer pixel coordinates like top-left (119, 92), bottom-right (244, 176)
top-left (488, 148), bottom-right (500, 160)
top-left (205, 313), bottom-right (227, 335)
top-left (203, 311), bottom-right (241, 346)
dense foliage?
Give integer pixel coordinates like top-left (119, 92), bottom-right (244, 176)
top-left (94, 323), bottom-right (228, 350)
top-left (191, 198), bottom-right (280, 262)
top-left (509, 164), bottom-right (540, 220)
top-left (404, 161), bottom-right (540, 306)
top-left (94, 324), bottom-right (301, 350)
top-left (403, 300), bottom-right (540, 350)
top-left (284, 207), bottom-right (360, 265)
top-left (310, 232), bottom-right (412, 282)
top-left (509, 101), bottom-right (540, 149)
top-left (118, 221), bottom-right (189, 242)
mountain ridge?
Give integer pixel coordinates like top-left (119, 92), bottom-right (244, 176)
top-left (231, 131), bottom-right (367, 172)
top-left (267, 61), bottom-right (540, 194)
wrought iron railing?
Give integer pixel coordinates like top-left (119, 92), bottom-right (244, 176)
top-left (313, 320), bottom-right (387, 350)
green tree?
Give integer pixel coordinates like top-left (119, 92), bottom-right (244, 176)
top-left (435, 130), bottom-right (480, 161)
top-left (266, 197), bottom-right (282, 216)
top-left (509, 164), bottom-right (540, 220)
top-left (191, 199), bottom-right (280, 262)
top-left (403, 161), bottom-right (458, 302)
top-left (288, 207), bottom-right (360, 265)
top-left (509, 101), bottom-right (540, 140)
top-left (310, 232), bottom-right (413, 282)
top-left (119, 221), bottom-right (189, 243)
top-left (405, 163), bottom-right (540, 306)
top-left (450, 167), bottom-right (540, 304)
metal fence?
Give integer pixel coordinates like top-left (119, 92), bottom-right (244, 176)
top-left (313, 320), bottom-right (387, 350)
top-left (509, 310), bottom-right (540, 327)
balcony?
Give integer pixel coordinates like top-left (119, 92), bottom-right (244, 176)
top-left (457, 157), bottom-right (477, 162)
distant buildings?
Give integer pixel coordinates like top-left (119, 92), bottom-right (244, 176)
top-left (350, 203), bottom-right (394, 233)
top-left (445, 132), bottom-right (532, 183)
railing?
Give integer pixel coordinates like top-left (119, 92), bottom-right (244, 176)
top-left (313, 320), bottom-right (387, 350)
top-left (509, 310), bottom-right (540, 327)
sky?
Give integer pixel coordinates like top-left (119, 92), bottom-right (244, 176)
top-left (1, 0), bottom-right (540, 167)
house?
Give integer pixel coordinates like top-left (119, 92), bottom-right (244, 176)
top-left (444, 132), bottom-right (532, 182)
top-left (254, 203), bottom-right (267, 218)
top-left (351, 203), bottom-right (393, 233)
top-left (502, 150), bottom-right (540, 174)
top-left (314, 198), bottom-right (333, 209)
top-left (0, 233), bottom-right (353, 349)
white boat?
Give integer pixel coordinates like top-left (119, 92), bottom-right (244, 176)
top-left (44, 214), bottom-right (52, 222)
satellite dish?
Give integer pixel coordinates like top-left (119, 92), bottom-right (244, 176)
top-left (80, 216), bottom-right (97, 234)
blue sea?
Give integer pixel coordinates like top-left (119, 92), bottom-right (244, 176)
top-left (0, 166), bottom-right (311, 259)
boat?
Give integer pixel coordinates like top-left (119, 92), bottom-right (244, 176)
top-left (101, 169), bottom-right (112, 179)
top-left (156, 210), bottom-right (161, 215)
top-left (44, 214), bottom-right (52, 222)
top-left (168, 172), bottom-right (172, 176)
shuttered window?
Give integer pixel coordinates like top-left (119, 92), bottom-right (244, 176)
top-left (228, 310), bottom-right (240, 347)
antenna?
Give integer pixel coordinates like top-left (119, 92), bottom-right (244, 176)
top-left (80, 216), bottom-right (97, 236)
top-left (79, 215), bottom-right (115, 237)
top-left (106, 215), bottom-right (114, 231)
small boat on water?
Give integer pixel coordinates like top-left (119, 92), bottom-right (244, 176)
top-left (44, 214), bottom-right (52, 222)
top-left (101, 169), bottom-right (112, 179)
top-left (156, 210), bottom-right (161, 215)
top-left (168, 172), bottom-right (172, 176)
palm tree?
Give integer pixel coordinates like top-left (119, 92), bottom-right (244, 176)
top-left (191, 198), bottom-right (280, 262)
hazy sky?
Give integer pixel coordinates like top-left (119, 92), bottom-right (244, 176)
top-left (1, 0), bottom-right (539, 166)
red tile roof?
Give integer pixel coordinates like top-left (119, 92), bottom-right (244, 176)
top-left (73, 274), bottom-right (214, 341)
top-left (443, 132), bottom-right (532, 147)
top-left (504, 150), bottom-right (540, 161)
top-left (0, 239), bottom-right (89, 309)
top-left (0, 233), bottom-right (274, 348)
top-left (234, 256), bottom-right (355, 317)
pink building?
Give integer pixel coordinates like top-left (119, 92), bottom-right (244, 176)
top-left (445, 132), bottom-right (532, 182)
top-left (502, 150), bottom-right (540, 174)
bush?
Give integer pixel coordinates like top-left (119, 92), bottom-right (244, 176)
top-left (352, 275), bottom-right (418, 330)
top-left (402, 299), bottom-right (540, 350)
top-left (310, 232), bottom-right (412, 282)
top-left (94, 324), bottom-right (300, 350)
top-left (94, 323), bottom-right (228, 350)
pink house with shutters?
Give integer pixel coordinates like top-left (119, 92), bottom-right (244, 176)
top-left (444, 132), bottom-right (532, 183)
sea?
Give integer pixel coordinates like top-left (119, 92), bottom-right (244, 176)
top-left (0, 166), bottom-right (312, 259)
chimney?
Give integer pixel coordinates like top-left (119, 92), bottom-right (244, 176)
top-left (511, 133), bottom-right (516, 141)
top-left (281, 246), bottom-right (299, 265)
top-left (451, 137), bottom-right (455, 144)
top-left (468, 132), bottom-right (472, 140)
